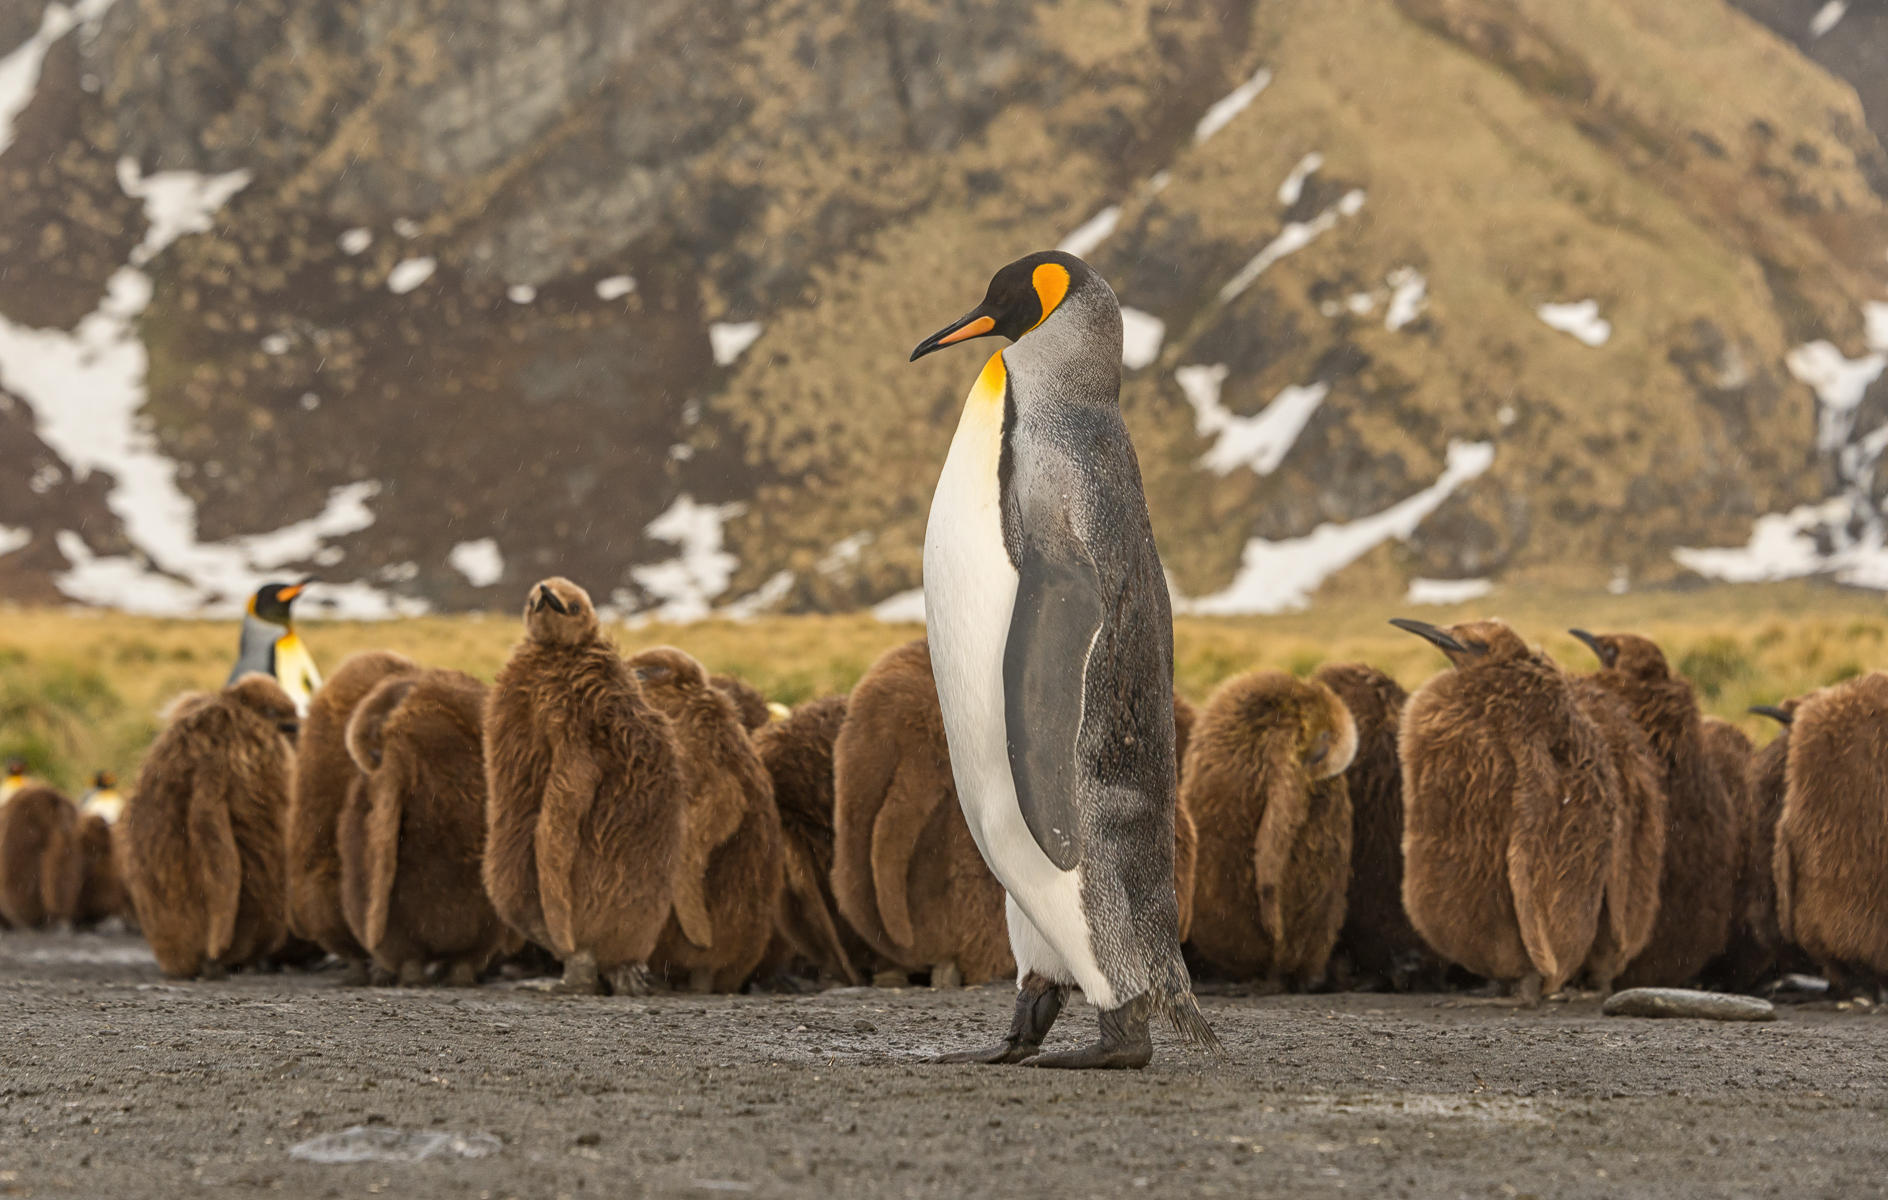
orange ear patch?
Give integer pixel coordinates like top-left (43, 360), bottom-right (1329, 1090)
top-left (1029, 263), bottom-right (1071, 330)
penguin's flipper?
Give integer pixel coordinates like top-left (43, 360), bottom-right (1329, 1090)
top-left (360, 758), bottom-right (406, 953)
top-left (869, 766), bottom-right (949, 949)
top-left (1250, 765), bottom-right (1309, 950)
top-left (536, 743), bottom-right (603, 958)
top-left (187, 769), bottom-right (244, 963)
top-left (1003, 523), bottom-right (1105, 872)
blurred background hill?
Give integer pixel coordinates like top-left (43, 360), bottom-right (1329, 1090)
top-left (3, 0), bottom-right (1888, 620)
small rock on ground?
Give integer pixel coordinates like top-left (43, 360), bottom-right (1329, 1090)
top-left (1602, 988), bottom-right (1776, 1022)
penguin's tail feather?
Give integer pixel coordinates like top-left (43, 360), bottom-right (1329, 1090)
top-left (1154, 989), bottom-right (1227, 1060)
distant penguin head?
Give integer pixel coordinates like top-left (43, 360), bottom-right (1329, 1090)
top-left (92, 770), bottom-right (117, 790)
top-left (909, 250), bottom-right (1113, 361)
top-left (524, 576), bottom-right (598, 645)
top-left (248, 579), bottom-right (311, 625)
top-left (1569, 630), bottom-right (1669, 681)
top-left (1304, 685), bottom-right (1359, 782)
top-left (628, 646), bottom-right (710, 699)
top-left (1749, 698), bottom-right (1799, 727)
top-left (1390, 617), bottom-right (1531, 668)
top-left (227, 673), bottom-right (301, 739)
top-left (3, 757), bottom-right (24, 778)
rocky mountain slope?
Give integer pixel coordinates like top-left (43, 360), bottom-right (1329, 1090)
top-left (2, 0), bottom-right (1886, 617)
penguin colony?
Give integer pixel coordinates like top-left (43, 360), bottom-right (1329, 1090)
top-left (5, 253), bottom-right (1887, 1069)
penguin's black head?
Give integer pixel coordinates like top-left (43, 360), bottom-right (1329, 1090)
top-left (93, 770), bottom-right (117, 790)
top-left (525, 576), bottom-right (599, 645)
top-left (1570, 629), bottom-right (1670, 681)
top-left (249, 579), bottom-right (311, 625)
top-left (909, 250), bottom-right (1095, 360)
top-left (3, 757), bottom-right (24, 777)
top-left (1391, 617), bottom-right (1531, 668)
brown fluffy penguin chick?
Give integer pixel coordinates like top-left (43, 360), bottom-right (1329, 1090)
top-left (711, 673), bottom-right (773, 733)
top-left (484, 579), bottom-right (686, 996)
top-left (1171, 695), bottom-right (1200, 943)
top-left (338, 668), bottom-right (507, 987)
top-left (1395, 619), bottom-right (1617, 1005)
top-left (122, 676), bottom-right (299, 979)
top-left (74, 813), bottom-right (129, 928)
top-left (754, 695), bottom-right (871, 985)
top-left (287, 650), bottom-right (420, 978)
top-left (1774, 673), bottom-right (1888, 997)
top-left (1313, 663), bottom-right (1438, 992)
top-left (632, 647), bottom-right (786, 993)
top-left (0, 786), bottom-right (83, 929)
top-left (1568, 678), bottom-right (1668, 994)
top-left (1572, 631), bottom-right (1737, 988)
top-left (1712, 701), bottom-right (1799, 989)
top-left (1183, 671), bottom-right (1357, 991)
top-left (832, 639), bottom-right (1013, 987)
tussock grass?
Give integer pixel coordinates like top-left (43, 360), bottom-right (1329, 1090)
top-left (1, 581), bottom-right (1881, 792)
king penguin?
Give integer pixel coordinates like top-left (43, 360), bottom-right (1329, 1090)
top-left (0, 759), bottom-right (28, 805)
top-left (80, 771), bottom-right (125, 825)
top-left (229, 580), bottom-right (322, 716)
top-left (909, 250), bottom-right (1219, 1069)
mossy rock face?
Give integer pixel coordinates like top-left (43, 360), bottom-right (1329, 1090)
top-left (1, 1), bottom-right (1885, 613)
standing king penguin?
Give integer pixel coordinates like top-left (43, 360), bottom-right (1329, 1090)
top-left (910, 250), bottom-right (1219, 1068)
top-left (229, 581), bottom-right (322, 715)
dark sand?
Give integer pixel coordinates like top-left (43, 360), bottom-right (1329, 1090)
top-left (1, 930), bottom-right (1884, 1198)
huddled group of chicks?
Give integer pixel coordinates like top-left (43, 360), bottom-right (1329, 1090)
top-left (2, 589), bottom-right (1883, 1010)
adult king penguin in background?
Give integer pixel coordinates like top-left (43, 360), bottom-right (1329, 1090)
top-left (229, 581), bottom-right (322, 716)
top-left (909, 250), bottom-right (1219, 1069)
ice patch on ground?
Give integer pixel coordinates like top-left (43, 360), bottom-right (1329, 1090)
top-left (1179, 441), bottom-right (1496, 615)
top-left (0, 525), bottom-right (28, 556)
top-left (710, 321), bottom-right (764, 367)
top-left (1176, 364), bottom-right (1327, 476)
top-left (1537, 300), bottom-right (1611, 347)
top-left (1121, 307), bottom-right (1165, 370)
top-left (387, 257), bottom-right (436, 294)
top-left (872, 588), bottom-right (926, 624)
top-left (507, 284), bottom-right (536, 304)
top-left (289, 1127), bottom-right (500, 1165)
top-left (392, 217), bottom-right (421, 239)
top-left (0, 0), bottom-right (116, 158)
top-left (595, 274), bottom-right (636, 301)
top-left (719, 570), bottom-right (794, 620)
top-left (1810, 0), bottom-right (1849, 38)
top-left (1676, 305), bottom-right (1888, 589)
top-left (337, 227), bottom-right (371, 255)
top-left (1385, 267), bottom-right (1428, 331)
top-left (1277, 152), bottom-right (1323, 206)
top-left (1194, 66), bottom-right (1273, 144)
top-left (630, 494), bottom-right (744, 622)
top-left (1219, 190), bottom-right (1366, 304)
top-left (117, 158), bottom-right (253, 266)
top-left (447, 538), bottom-right (504, 588)
top-left (1058, 206), bottom-right (1120, 259)
top-left (1405, 576), bottom-right (1493, 606)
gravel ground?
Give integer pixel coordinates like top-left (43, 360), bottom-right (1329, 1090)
top-left (0, 930), bottom-right (1884, 1198)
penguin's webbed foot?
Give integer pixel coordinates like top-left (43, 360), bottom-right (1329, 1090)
top-left (605, 963), bottom-right (656, 997)
top-left (932, 973), bottom-right (1067, 1066)
top-left (339, 958), bottom-right (372, 987)
top-left (552, 951), bottom-right (604, 995)
top-left (1020, 996), bottom-right (1153, 1071)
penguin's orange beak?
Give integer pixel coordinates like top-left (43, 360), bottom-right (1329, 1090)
top-left (278, 584), bottom-right (305, 602)
top-left (910, 307), bottom-right (998, 361)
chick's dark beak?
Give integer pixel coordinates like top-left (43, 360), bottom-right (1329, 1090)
top-left (1389, 618), bottom-right (1467, 656)
top-left (536, 584), bottom-right (568, 615)
top-left (1568, 629), bottom-right (1617, 668)
top-left (910, 306), bottom-right (998, 361)
top-left (1749, 704), bottom-right (1794, 727)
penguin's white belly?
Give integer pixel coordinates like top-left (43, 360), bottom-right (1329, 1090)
top-left (922, 351), bottom-right (1114, 1007)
